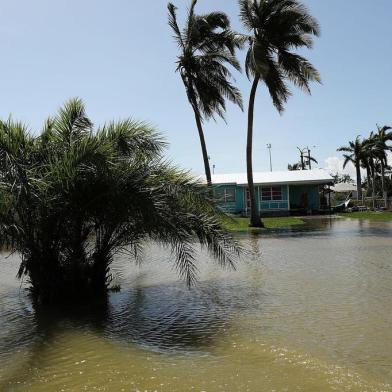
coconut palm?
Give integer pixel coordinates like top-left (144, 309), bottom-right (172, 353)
top-left (373, 125), bottom-right (392, 204)
top-left (0, 98), bottom-right (241, 305)
top-left (337, 136), bottom-right (366, 201)
top-left (168, 0), bottom-right (243, 186)
top-left (363, 134), bottom-right (380, 207)
top-left (239, 0), bottom-right (321, 227)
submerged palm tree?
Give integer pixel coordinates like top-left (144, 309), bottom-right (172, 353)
top-left (337, 136), bottom-right (365, 201)
top-left (168, 0), bottom-right (243, 186)
top-left (0, 99), bottom-right (240, 305)
top-left (239, 0), bottom-right (321, 227)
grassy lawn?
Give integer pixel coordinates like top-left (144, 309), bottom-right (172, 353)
top-left (339, 211), bottom-right (392, 221)
top-left (222, 216), bottom-right (305, 232)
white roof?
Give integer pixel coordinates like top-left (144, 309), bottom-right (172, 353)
top-left (205, 169), bottom-right (333, 186)
top-left (331, 183), bottom-right (358, 192)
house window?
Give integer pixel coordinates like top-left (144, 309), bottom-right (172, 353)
top-left (261, 187), bottom-right (272, 201)
top-left (214, 187), bottom-right (236, 203)
top-left (260, 186), bottom-right (283, 201)
top-left (224, 188), bottom-right (236, 202)
top-left (271, 186), bottom-right (282, 200)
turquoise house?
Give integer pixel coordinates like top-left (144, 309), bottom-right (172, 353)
top-left (210, 169), bottom-right (333, 216)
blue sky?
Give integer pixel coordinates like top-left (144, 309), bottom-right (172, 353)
top-left (0, 0), bottom-right (391, 176)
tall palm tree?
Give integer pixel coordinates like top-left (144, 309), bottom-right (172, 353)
top-left (168, 1), bottom-right (243, 186)
top-left (239, 0), bottom-right (321, 227)
top-left (337, 136), bottom-right (365, 201)
top-left (362, 134), bottom-right (380, 208)
top-left (373, 125), bottom-right (392, 204)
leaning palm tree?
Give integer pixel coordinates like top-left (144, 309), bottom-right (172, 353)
top-left (239, 0), bottom-right (321, 227)
top-left (168, 0), bottom-right (243, 186)
top-left (0, 99), bottom-right (241, 305)
top-left (337, 136), bottom-right (365, 201)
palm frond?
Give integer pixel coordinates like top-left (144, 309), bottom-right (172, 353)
top-left (167, 3), bottom-right (185, 48)
top-left (0, 99), bottom-right (242, 303)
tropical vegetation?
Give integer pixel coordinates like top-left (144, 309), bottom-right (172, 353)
top-left (337, 136), bottom-right (366, 201)
top-left (168, 0), bottom-right (243, 186)
top-left (238, 0), bottom-right (321, 227)
top-left (0, 99), bottom-right (241, 305)
top-left (337, 125), bottom-right (392, 205)
top-left (288, 147), bottom-right (318, 170)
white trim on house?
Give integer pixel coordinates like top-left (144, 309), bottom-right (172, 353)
top-left (203, 169), bottom-right (333, 186)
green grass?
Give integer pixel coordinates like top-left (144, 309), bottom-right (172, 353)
top-left (222, 216), bottom-right (305, 232)
top-left (339, 211), bottom-right (392, 221)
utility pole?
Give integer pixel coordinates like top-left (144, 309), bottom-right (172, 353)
top-left (267, 144), bottom-right (272, 172)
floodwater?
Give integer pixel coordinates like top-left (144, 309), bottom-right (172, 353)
top-left (1, 217), bottom-right (392, 391)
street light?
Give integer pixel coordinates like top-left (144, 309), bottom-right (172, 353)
top-left (267, 144), bottom-right (272, 172)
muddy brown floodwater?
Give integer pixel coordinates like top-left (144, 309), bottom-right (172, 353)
top-left (1, 217), bottom-right (392, 391)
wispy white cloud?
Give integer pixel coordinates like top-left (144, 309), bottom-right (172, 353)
top-left (323, 151), bottom-right (392, 182)
top-left (323, 156), bottom-right (362, 181)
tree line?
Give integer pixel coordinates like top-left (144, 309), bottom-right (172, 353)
top-left (338, 126), bottom-right (392, 206)
top-left (169, 0), bottom-right (321, 227)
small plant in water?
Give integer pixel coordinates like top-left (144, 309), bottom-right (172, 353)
top-left (0, 98), bottom-right (240, 305)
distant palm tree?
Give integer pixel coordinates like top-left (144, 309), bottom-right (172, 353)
top-left (337, 136), bottom-right (365, 201)
top-left (168, 1), bottom-right (243, 186)
top-left (288, 162), bottom-right (301, 171)
top-left (373, 125), bottom-right (392, 204)
top-left (298, 147), bottom-right (318, 169)
top-left (306, 154), bottom-right (318, 170)
top-left (239, 0), bottom-right (321, 227)
top-left (363, 134), bottom-right (379, 207)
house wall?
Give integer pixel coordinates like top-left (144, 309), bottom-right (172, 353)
top-left (214, 184), bottom-right (239, 214)
top-left (214, 183), bottom-right (321, 215)
top-left (289, 185), bottom-right (320, 210)
top-left (236, 186), bottom-right (245, 213)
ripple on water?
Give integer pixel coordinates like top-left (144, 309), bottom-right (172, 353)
top-left (1, 218), bottom-right (392, 391)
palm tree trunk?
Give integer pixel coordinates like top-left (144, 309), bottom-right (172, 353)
top-left (192, 107), bottom-right (212, 187)
top-left (366, 167), bottom-right (371, 197)
top-left (372, 170), bottom-right (376, 209)
top-left (246, 75), bottom-right (263, 228)
top-left (355, 163), bottom-right (362, 201)
top-left (381, 161), bottom-right (387, 207)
